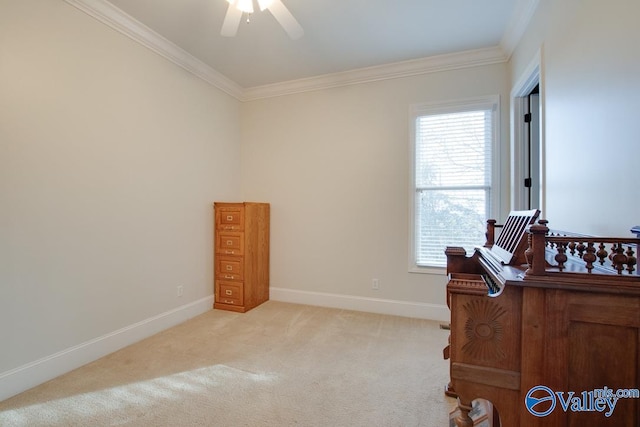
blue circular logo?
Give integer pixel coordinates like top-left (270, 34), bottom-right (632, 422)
top-left (525, 385), bottom-right (556, 417)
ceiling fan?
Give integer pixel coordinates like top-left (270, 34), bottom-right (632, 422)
top-left (221, 0), bottom-right (304, 40)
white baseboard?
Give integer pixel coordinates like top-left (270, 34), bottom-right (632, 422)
top-left (270, 287), bottom-right (450, 322)
top-left (0, 295), bottom-right (214, 402)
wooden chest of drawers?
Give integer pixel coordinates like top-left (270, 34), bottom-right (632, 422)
top-left (213, 202), bottom-right (270, 313)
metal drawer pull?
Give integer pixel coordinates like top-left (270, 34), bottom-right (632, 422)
top-left (226, 215), bottom-right (233, 221)
top-left (225, 275), bottom-right (233, 279)
top-left (225, 290), bottom-right (233, 296)
top-left (226, 240), bottom-right (233, 246)
top-left (226, 265), bottom-right (233, 270)
top-left (225, 250), bottom-right (234, 254)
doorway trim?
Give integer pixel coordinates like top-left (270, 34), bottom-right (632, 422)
top-left (510, 48), bottom-right (545, 214)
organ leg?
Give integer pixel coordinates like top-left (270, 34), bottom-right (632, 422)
top-left (454, 399), bottom-right (474, 427)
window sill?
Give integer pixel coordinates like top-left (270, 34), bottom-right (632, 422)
top-left (409, 265), bottom-right (446, 275)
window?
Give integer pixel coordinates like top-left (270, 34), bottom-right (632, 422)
top-left (409, 97), bottom-right (499, 270)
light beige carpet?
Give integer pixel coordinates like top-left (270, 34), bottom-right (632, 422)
top-left (0, 301), bottom-right (457, 426)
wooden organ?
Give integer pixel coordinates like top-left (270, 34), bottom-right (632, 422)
top-left (444, 211), bottom-right (640, 427)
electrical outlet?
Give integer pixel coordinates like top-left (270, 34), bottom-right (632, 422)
top-left (372, 279), bottom-right (380, 290)
top-left (177, 285), bottom-right (184, 297)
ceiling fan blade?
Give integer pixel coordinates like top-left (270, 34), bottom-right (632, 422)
top-left (221, 3), bottom-right (242, 37)
top-left (267, 0), bottom-right (304, 40)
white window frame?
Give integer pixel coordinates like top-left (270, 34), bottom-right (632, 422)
top-left (408, 95), bottom-right (501, 273)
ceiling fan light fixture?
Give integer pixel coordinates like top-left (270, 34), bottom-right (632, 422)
top-left (235, 0), bottom-right (254, 13)
top-left (221, 0), bottom-right (303, 40)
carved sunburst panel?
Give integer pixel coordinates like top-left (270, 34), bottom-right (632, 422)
top-left (461, 299), bottom-right (507, 361)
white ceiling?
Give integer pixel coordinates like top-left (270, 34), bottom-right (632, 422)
top-left (86, 0), bottom-right (534, 89)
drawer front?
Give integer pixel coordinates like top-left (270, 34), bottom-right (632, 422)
top-left (217, 281), bottom-right (244, 306)
top-left (216, 207), bottom-right (244, 231)
top-left (215, 256), bottom-right (244, 280)
top-left (215, 232), bottom-right (244, 255)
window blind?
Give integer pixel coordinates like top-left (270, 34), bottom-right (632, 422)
top-left (414, 107), bottom-right (495, 267)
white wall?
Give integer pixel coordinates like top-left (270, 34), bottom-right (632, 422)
top-left (510, 0), bottom-right (640, 235)
top-left (241, 64), bottom-right (510, 315)
top-left (0, 0), bottom-right (240, 396)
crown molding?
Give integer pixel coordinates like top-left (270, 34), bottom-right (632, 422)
top-left (65, 0), bottom-right (526, 102)
top-left (500, 0), bottom-right (540, 58)
top-left (64, 0), bottom-right (244, 100)
top-left (243, 47), bottom-right (508, 100)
